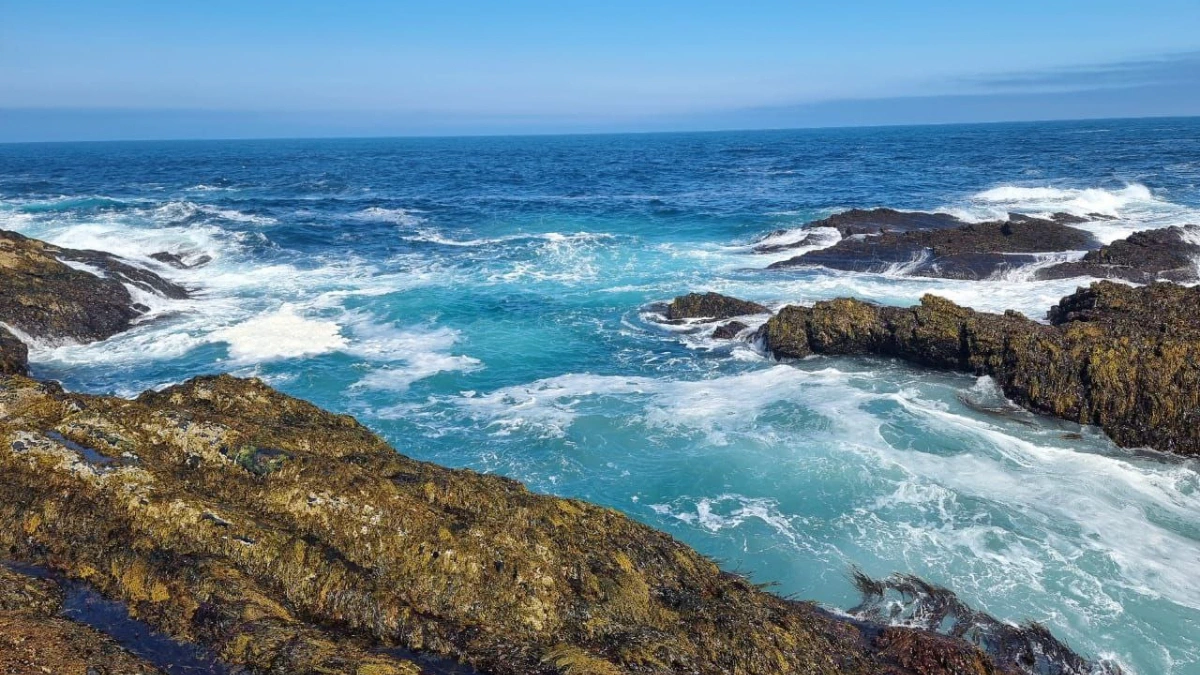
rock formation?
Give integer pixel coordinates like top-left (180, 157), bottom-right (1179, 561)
top-left (0, 373), bottom-right (1025, 675)
top-left (666, 292), bottom-right (768, 321)
top-left (755, 281), bottom-right (1200, 456)
top-left (1038, 225), bottom-right (1200, 283)
top-left (768, 217), bottom-right (1097, 279)
top-left (0, 229), bottom-right (188, 343)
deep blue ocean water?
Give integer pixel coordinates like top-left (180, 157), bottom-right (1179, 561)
top-left (3, 118), bottom-right (1200, 674)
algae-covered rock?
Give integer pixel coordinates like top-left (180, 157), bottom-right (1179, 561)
top-left (758, 281), bottom-right (1200, 456)
top-left (0, 372), bottom-right (1022, 675)
top-left (666, 292), bottom-right (768, 321)
top-left (769, 217), bottom-right (1098, 279)
top-left (0, 564), bottom-right (168, 675)
top-left (0, 229), bottom-right (188, 343)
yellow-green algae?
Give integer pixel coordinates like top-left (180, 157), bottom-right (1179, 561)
top-left (0, 373), bottom-right (1013, 675)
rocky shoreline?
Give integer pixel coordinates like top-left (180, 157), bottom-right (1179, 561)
top-left (666, 281), bottom-right (1200, 457)
top-left (0, 227), bottom-right (1128, 674)
top-left (761, 207), bottom-right (1200, 283)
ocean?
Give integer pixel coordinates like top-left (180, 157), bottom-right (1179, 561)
top-left (2, 118), bottom-right (1199, 674)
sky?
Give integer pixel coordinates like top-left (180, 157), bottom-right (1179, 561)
top-left (2, 0), bottom-right (1200, 141)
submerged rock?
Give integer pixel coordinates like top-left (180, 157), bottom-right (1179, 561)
top-left (712, 320), bottom-right (749, 340)
top-left (666, 292), bottom-right (768, 321)
top-left (1038, 225), bottom-right (1200, 283)
top-left (0, 372), bottom-right (1027, 675)
top-left (151, 250), bottom-right (214, 269)
top-left (0, 229), bottom-right (188, 343)
top-left (755, 281), bottom-right (1200, 456)
top-left (769, 218), bottom-right (1097, 279)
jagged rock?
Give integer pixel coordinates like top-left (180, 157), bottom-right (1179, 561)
top-left (666, 292), bottom-right (768, 322)
top-left (151, 251), bottom-right (214, 269)
top-left (0, 565), bottom-right (167, 674)
top-left (0, 230), bottom-right (188, 343)
top-left (851, 572), bottom-right (1121, 675)
top-left (712, 321), bottom-right (749, 340)
top-left (1038, 225), bottom-right (1200, 283)
top-left (0, 373), bottom-right (1021, 675)
top-left (805, 208), bottom-right (967, 237)
top-left (0, 326), bottom-right (27, 376)
top-left (768, 218), bottom-right (1098, 279)
top-left (756, 281), bottom-right (1200, 456)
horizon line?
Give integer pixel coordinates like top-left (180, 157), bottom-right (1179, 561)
top-left (2, 112), bottom-right (1198, 146)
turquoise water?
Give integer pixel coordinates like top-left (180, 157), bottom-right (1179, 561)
top-left (3, 120), bottom-right (1200, 673)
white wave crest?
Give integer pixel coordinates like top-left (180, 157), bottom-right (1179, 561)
top-left (951, 183), bottom-right (1200, 245)
top-left (353, 207), bottom-right (425, 226)
top-left (211, 304), bottom-right (347, 361)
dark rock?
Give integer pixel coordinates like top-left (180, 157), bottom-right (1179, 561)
top-left (807, 208), bottom-right (967, 237)
top-left (769, 217), bottom-right (1098, 280)
top-left (713, 321), bottom-right (749, 340)
top-left (851, 572), bottom-right (1121, 675)
top-left (758, 281), bottom-right (1200, 456)
top-left (151, 251), bottom-right (213, 269)
top-left (666, 292), bottom-right (768, 321)
top-left (0, 327), bottom-right (27, 376)
top-left (1038, 225), bottom-right (1200, 283)
top-left (0, 229), bottom-right (188, 343)
top-left (0, 373), bottom-right (1023, 675)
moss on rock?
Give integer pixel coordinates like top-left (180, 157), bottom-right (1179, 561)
top-left (666, 292), bottom-right (768, 321)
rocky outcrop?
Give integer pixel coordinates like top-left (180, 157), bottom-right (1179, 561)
top-left (0, 229), bottom-right (188, 343)
top-left (1038, 225), bottom-right (1200, 283)
top-left (666, 292), bottom-right (768, 321)
top-left (755, 281), bottom-right (1200, 456)
top-left (804, 208), bottom-right (968, 237)
top-left (0, 564), bottom-right (167, 674)
top-left (0, 372), bottom-right (1032, 675)
top-left (769, 218), bottom-right (1097, 280)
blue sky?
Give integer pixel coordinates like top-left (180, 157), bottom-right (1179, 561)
top-left (2, 1), bottom-right (1199, 140)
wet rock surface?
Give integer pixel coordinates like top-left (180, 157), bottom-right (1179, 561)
top-left (769, 217), bottom-right (1098, 279)
top-left (712, 320), bottom-right (749, 340)
top-left (754, 281), bottom-right (1200, 456)
top-left (1038, 225), bottom-right (1200, 283)
top-left (804, 208), bottom-right (968, 237)
top-left (666, 292), bottom-right (768, 321)
top-left (0, 564), bottom-right (169, 675)
top-left (150, 251), bottom-right (214, 269)
top-left (0, 229), bottom-right (188, 343)
top-left (0, 372), bottom-right (1027, 675)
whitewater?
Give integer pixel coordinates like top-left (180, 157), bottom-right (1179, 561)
top-left (2, 119), bottom-right (1200, 674)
